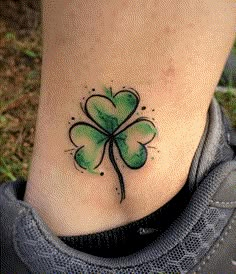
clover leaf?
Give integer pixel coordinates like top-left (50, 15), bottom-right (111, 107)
top-left (69, 87), bottom-right (157, 202)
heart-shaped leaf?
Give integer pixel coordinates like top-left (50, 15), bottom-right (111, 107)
top-left (114, 119), bottom-right (157, 169)
top-left (69, 122), bottom-right (108, 171)
top-left (85, 90), bottom-right (139, 134)
top-left (68, 86), bottom-right (157, 203)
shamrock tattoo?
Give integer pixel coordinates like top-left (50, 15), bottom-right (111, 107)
top-left (69, 87), bottom-right (157, 203)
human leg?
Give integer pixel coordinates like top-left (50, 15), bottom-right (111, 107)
top-left (24, 0), bottom-right (236, 236)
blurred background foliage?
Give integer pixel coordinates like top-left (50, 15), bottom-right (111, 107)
top-left (0, 0), bottom-right (235, 182)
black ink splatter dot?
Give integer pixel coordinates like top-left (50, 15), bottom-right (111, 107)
top-left (152, 109), bottom-right (155, 112)
top-left (141, 106), bottom-right (146, 110)
top-left (70, 153), bottom-right (73, 155)
top-left (92, 88), bottom-right (95, 91)
top-left (117, 192), bottom-right (120, 195)
top-left (71, 117), bottom-right (75, 120)
top-left (152, 118), bottom-right (155, 121)
top-left (84, 85), bottom-right (88, 89)
top-left (115, 187), bottom-right (118, 190)
top-left (82, 97), bottom-right (85, 100)
top-left (100, 172), bottom-right (104, 176)
top-left (68, 122), bottom-right (71, 124)
top-left (123, 86), bottom-right (126, 88)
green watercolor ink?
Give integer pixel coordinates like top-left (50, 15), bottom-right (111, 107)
top-left (69, 86), bottom-right (157, 203)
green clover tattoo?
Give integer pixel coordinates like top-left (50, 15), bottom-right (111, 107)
top-left (69, 87), bottom-right (157, 203)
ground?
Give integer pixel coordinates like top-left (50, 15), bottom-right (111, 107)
top-left (0, 1), bottom-right (235, 182)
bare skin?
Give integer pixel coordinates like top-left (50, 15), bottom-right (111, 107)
top-left (24, 0), bottom-right (236, 236)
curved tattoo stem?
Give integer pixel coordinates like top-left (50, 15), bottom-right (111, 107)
top-left (108, 138), bottom-right (125, 203)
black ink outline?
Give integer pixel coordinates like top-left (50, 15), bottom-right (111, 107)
top-left (68, 88), bottom-right (156, 203)
top-left (74, 161), bottom-right (84, 173)
top-left (69, 122), bottom-right (109, 170)
top-left (114, 118), bottom-right (157, 169)
top-left (69, 121), bottom-right (108, 147)
top-left (80, 102), bottom-right (86, 115)
top-left (115, 116), bottom-right (155, 136)
top-left (147, 146), bottom-right (157, 149)
top-left (64, 148), bottom-right (77, 153)
top-left (114, 140), bottom-right (148, 170)
top-left (84, 89), bottom-right (140, 135)
top-left (109, 138), bottom-right (125, 203)
top-left (74, 138), bottom-right (109, 170)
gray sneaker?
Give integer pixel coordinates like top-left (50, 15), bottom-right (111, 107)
top-left (1, 98), bottom-right (236, 274)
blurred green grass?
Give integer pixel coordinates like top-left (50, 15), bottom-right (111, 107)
top-left (0, 20), bottom-right (41, 182)
top-left (215, 88), bottom-right (236, 127)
